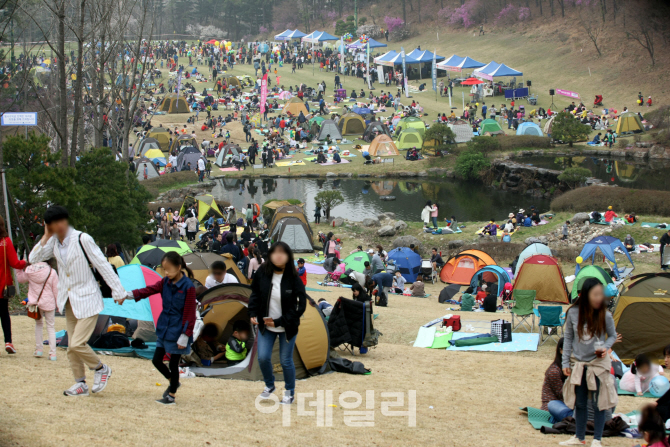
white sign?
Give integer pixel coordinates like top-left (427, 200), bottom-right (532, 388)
top-left (1, 112), bottom-right (38, 126)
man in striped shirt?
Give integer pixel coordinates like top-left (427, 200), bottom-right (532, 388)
top-left (30, 206), bottom-right (128, 397)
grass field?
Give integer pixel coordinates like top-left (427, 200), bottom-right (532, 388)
top-left (1, 218), bottom-right (667, 447)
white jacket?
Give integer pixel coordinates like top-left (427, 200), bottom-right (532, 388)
top-left (30, 229), bottom-right (126, 319)
top-left (420, 206), bottom-right (430, 223)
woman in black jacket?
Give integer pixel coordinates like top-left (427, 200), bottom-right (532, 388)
top-left (248, 241), bottom-right (306, 405)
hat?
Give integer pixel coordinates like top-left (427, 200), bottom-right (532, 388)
top-left (508, 213), bottom-right (514, 218)
top-left (367, 249), bottom-right (374, 254)
top-left (519, 209), bottom-right (525, 214)
top-left (608, 205), bottom-right (612, 210)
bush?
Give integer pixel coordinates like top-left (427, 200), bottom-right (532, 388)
top-left (557, 167), bottom-right (591, 189)
top-left (551, 186), bottom-right (670, 215)
top-left (358, 17), bottom-right (367, 25)
top-left (498, 135), bottom-right (552, 150)
top-left (551, 111), bottom-right (591, 147)
top-left (424, 123), bottom-right (456, 146)
top-left (643, 105), bottom-right (670, 129)
top-left (356, 24), bottom-right (382, 37)
top-left (456, 150), bottom-right (490, 180)
top-left (466, 136), bottom-right (501, 153)
top-left (390, 25), bottom-right (413, 41)
top-left (617, 138), bottom-right (630, 148)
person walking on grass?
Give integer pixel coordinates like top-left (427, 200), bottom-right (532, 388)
top-left (0, 216), bottom-right (27, 355)
top-left (120, 252), bottom-right (196, 405)
top-left (29, 206), bottom-right (125, 396)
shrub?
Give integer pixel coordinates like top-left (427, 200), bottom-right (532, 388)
top-left (456, 150), bottom-right (490, 180)
top-left (550, 186), bottom-right (670, 215)
top-left (643, 105), bottom-right (670, 129)
top-left (557, 167), bottom-right (591, 189)
top-left (617, 138), bottom-right (630, 149)
top-left (424, 123), bottom-right (456, 146)
top-left (358, 17), bottom-right (367, 25)
top-left (551, 111), bottom-right (591, 147)
top-left (390, 25), bottom-right (413, 41)
top-left (498, 135), bottom-right (552, 150)
top-left (356, 24), bottom-right (382, 38)
top-left (466, 136), bottom-right (502, 153)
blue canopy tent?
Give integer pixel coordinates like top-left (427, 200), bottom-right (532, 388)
top-left (347, 38), bottom-right (387, 49)
top-left (474, 61), bottom-right (525, 99)
top-left (387, 247), bottom-right (422, 283)
top-left (275, 29), bottom-right (307, 41)
top-left (274, 29), bottom-right (292, 40)
top-left (375, 50), bottom-right (421, 67)
top-left (436, 55), bottom-right (485, 72)
top-left (470, 265), bottom-right (511, 296)
top-left (575, 236), bottom-right (634, 279)
top-left (301, 30), bottom-right (339, 43)
top-left (407, 49), bottom-right (445, 63)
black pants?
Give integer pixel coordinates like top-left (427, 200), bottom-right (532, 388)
top-left (152, 347), bottom-right (181, 394)
top-left (0, 298), bottom-right (11, 343)
top-left (314, 216), bottom-right (320, 224)
top-left (249, 155), bottom-right (255, 164)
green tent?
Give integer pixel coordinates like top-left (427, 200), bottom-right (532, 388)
top-left (396, 117), bottom-right (426, 136)
top-left (571, 264), bottom-right (613, 302)
top-left (480, 119), bottom-right (504, 135)
top-left (180, 194), bottom-right (224, 223)
top-left (343, 251), bottom-right (371, 273)
top-left (309, 116), bottom-right (325, 126)
top-left (396, 128), bottom-right (424, 150)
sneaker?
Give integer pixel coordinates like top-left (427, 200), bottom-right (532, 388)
top-left (34, 350), bottom-right (43, 357)
top-left (280, 391), bottom-right (294, 405)
top-left (91, 364), bottom-right (112, 393)
top-left (258, 386), bottom-right (276, 399)
top-left (63, 382), bottom-right (89, 396)
top-left (49, 355), bottom-right (57, 361)
top-left (163, 382), bottom-right (181, 399)
top-left (559, 436), bottom-right (586, 446)
top-left (5, 343), bottom-right (16, 354)
top-left (591, 441), bottom-right (602, 447)
top-left (155, 395), bottom-right (175, 405)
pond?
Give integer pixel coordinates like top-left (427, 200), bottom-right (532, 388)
top-left (210, 178), bottom-right (551, 222)
top-left (514, 155), bottom-right (670, 191)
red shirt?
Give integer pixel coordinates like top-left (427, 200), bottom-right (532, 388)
top-left (0, 237), bottom-right (26, 292)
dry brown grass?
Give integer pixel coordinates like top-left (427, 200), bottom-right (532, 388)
top-left (0, 261), bottom-right (656, 447)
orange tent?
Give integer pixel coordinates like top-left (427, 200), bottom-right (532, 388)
top-left (368, 135), bottom-right (399, 156)
top-left (440, 249), bottom-right (496, 285)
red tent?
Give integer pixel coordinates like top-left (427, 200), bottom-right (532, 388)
top-left (461, 77), bottom-right (485, 85)
top-left (205, 39), bottom-right (218, 44)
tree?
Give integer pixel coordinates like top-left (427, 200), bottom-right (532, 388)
top-left (455, 150), bottom-right (490, 180)
top-left (551, 112), bottom-right (591, 147)
top-left (74, 147), bottom-right (152, 248)
top-left (314, 191), bottom-right (344, 219)
top-left (423, 123), bottom-right (456, 150)
top-left (558, 167), bottom-right (591, 189)
top-left (579, 10), bottom-right (604, 56)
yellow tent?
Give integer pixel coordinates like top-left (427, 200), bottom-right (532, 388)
top-left (282, 97), bottom-right (308, 116)
top-left (180, 194), bottom-right (224, 222)
top-left (616, 112), bottom-right (644, 135)
top-left (337, 113), bottom-right (366, 135)
top-left (147, 128), bottom-right (170, 151)
top-left (159, 95), bottom-right (189, 113)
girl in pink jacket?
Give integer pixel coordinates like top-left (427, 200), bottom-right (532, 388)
top-left (16, 262), bottom-right (59, 360)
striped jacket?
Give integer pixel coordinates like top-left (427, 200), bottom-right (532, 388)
top-left (29, 229), bottom-right (126, 319)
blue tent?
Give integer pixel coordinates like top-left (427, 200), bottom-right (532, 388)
top-left (575, 236), bottom-right (634, 279)
top-left (437, 56), bottom-right (485, 71)
top-left (375, 51), bottom-right (421, 66)
top-left (516, 122), bottom-right (544, 137)
top-left (302, 30), bottom-right (339, 43)
top-left (352, 107), bottom-right (371, 115)
top-left (275, 29), bottom-right (307, 40)
top-left (347, 38), bottom-right (387, 49)
top-left (470, 265), bottom-right (511, 296)
top-left (407, 49), bottom-right (445, 63)
top-left (387, 247), bottom-right (422, 283)
top-left (515, 242), bottom-right (552, 276)
top-left (474, 61), bottom-right (523, 80)
top-left (274, 29), bottom-right (292, 40)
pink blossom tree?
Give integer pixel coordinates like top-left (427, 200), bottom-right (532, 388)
top-left (383, 16), bottom-right (404, 33)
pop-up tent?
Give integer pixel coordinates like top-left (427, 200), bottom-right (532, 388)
top-left (143, 149), bottom-right (167, 167)
top-left (387, 247), bottom-right (422, 283)
top-left (480, 119), bottom-right (504, 136)
top-left (571, 264), bottom-right (613, 302)
top-left (222, 76), bottom-right (241, 88)
top-left (516, 122), bottom-right (544, 137)
top-left (616, 112), bottom-right (644, 135)
top-left (448, 120), bottom-right (473, 143)
top-left (147, 128), bottom-right (170, 151)
top-left (270, 217), bottom-right (314, 252)
top-left (344, 251), bottom-right (371, 273)
top-left (436, 55), bottom-right (486, 72)
top-left (131, 240), bottom-right (192, 269)
top-left (470, 265), bottom-right (511, 296)
top-left (157, 252), bottom-right (246, 286)
top-left (575, 236), bottom-right (634, 279)
top-left (347, 37), bottom-right (387, 49)
top-left (396, 128), bottom-right (424, 150)
top-left (513, 254), bottom-right (569, 304)
top-left (514, 242), bottom-right (553, 276)
top-left (215, 144), bottom-right (242, 167)
top-left (137, 138), bottom-right (161, 157)
top-left (134, 157), bottom-right (160, 181)
top-left (338, 113), bottom-right (366, 135)
top-left (275, 29), bottom-right (307, 40)
top-left (176, 146), bottom-right (202, 171)
top-left (473, 61), bottom-right (523, 81)
top-left (363, 121), bottom-right (392, 142)
top-left (613, 273), bottom-right (670, 364)
top-left (180, 194), bottom-right (224, 223)
top-left (190, 284), bottom-right (330, 379)
top-left (316, 119), bottom-right (342, 141)
top-left (269, 205), bottom-right (311, 232)
top-left (282, 97), bottom-right (308, 116)
top-left (301, 30), bottom-right (339, 43)
top-left (170, 135), bottom-right (198, 153)
top-left (440, 249), bottom-right (496, 285)
top-left (159, 95), bottom-right (189, 113)
top-left (368, 135), bottom-right (399, 156)
top-left (395, 117), bottom-right (426, 136)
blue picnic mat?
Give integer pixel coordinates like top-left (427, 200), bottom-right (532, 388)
top-left (447, 332), bottom-right (539, 352)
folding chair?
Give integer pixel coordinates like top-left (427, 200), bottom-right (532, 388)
top-left (510, 289), bottom-right (536, 333)
top-left (537, 305), bottom-right (564, 345)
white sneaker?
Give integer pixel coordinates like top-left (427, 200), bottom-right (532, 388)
top-left (92, 364), bottom-right (112, 394)
top-left (559, 436), bottom-right (586, 445)
top-left (591, 441), bottom-right (602, 447)
top-left (63, 382), bottom-right (89, 396)
top-left (280, 391), bottom-right (294, 405)
top-left (259, 386), bottom-right (275, 399)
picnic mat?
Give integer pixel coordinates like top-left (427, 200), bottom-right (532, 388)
top-left (305, 287), bottom-right (329, 293)
top-left (520, 407), bottom-right (554, 430)
top-left (304, 263), bottom-right (327, 275)
top-left (413, 326), bottom-right (436, 348)
top-left (275, 160), bottom-right (306, 167)
top-left (319, 159), bottom-right (350, 166)
top-left (219, 167), bottom-right (240, 172)
top-left (640, 222), bottom-right (667, 229)
top-left (316, 281), bottom-right (352, 288)
top-left (616, 381), bottom-right (655, 398)
top-left (447, 332), bottom-right (539, 352)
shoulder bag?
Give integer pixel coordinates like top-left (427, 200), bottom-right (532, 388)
top-left (78, 234), bottom-right (118, 298)
top-left (27, 267), bottom-right (52, 321)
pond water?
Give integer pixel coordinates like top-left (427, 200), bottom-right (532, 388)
top-left (210, 178), bottom-right (551, 222)
top-left (514, 155), bottom-right (670, 191)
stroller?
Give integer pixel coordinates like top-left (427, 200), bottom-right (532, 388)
top-left (594, 95), bottom-right (603, 106)
top-left (323, 257), bottom-right (344, 283)
top-left (421, 260), bottom-right (437, 284)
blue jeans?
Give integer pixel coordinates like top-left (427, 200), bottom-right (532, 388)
top-left (547, 400), bottom-right (573, 424)
top-left (432, 217), bottom-right (438, 228)
top-left (507, 118), bottom-right (513, 129)
top-left (257, 329), bottom-right (297, 394)
top-left (575, 370), bottom-right (606, 441)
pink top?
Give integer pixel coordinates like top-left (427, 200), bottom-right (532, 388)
top-left (430, 206), bottom-right (439, 218)
top-left (15, 262), bottom-right (59, 312)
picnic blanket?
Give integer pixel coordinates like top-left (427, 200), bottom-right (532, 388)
top-left (447, 332), bottom-right (539, 352)
top-left (616, 381), bottom-right (655, 398)
top-left (275, 160), bottom-right (306, 167)
top-left (520, 406), bottom-right (554, 430)
top-left (304, 263), bottom-right (327, 275)
top-left (319, 159), bottom-right (350, 166)
top-left (430, 332), bottom-right (454, 349)
top-left (219, 167), bottom-right (240, 172)
top-left (55, 330), bottom-right (156, 359)
top-left (640, 222), bottom-right (668, 229)
top-left (316, 281), bottom-right (352, 288)
top-left (305, 287), bottom-right (329, 293)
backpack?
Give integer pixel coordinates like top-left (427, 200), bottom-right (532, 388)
top-left (375, 290), bottom-right (388, 307)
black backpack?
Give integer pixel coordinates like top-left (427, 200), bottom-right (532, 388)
top-left (375, 290), bottom-right (388, 307)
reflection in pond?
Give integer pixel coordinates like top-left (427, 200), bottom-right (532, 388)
top-left (514, 155), bottom-right (670, 191)
top-left (210, 178), bottom-right (551, 222)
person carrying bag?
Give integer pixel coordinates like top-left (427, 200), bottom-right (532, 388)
top-left (17, 263), bottom-right (59, 360)
top-left (0, 216), bottom-right (27, 354)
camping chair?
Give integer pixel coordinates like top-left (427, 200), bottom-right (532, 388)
top-left (510, 289), bottom-right (536, 333)
top-left (327, 298), bottom-right (379, 356)
top-left (536, 305), bottom-right (564, 345)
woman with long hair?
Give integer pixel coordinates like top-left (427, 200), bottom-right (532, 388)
top-left (0, 216), bottom-right (27, 354)
top-left (248, 242), bottom-right (307, 405)
top-left (247, 248), bottom-right (263, 279)
top-left (560, 278), bottom-right (618, 447)
top-left (542, 338), bottom-right (568, 422)
top-left (106, 244), bottom-right (125, 270)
